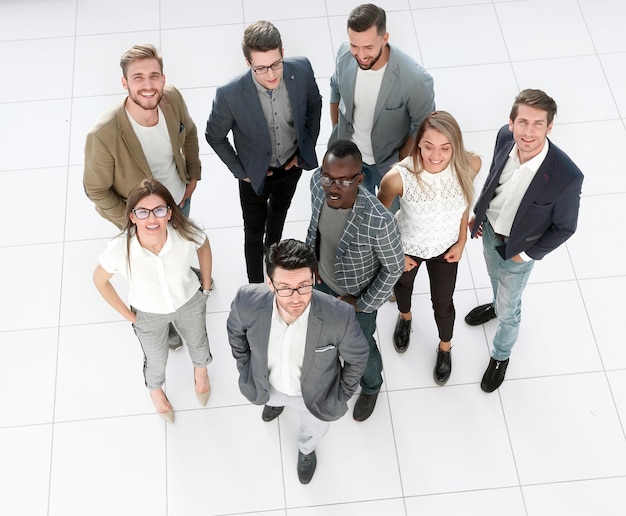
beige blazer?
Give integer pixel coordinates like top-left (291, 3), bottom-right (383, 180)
top-left (83, 85), bottom-right (201, 228)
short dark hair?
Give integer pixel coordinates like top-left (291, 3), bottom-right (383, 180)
top-left (347, 3), bottom-right (386, 35)
top-left (242, 20), bottom-right (283, 62)
top-left (510, 89), bottom-right (558, 125)
top-left (266, 239), bottom-right (317, 279)
top-left (325, 139), bottom-right (363, 163)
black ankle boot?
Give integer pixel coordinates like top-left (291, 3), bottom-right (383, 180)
top-left (433, 345), bottom-right (452, 385)
top-left (393, 316), bottom-right (411, 353)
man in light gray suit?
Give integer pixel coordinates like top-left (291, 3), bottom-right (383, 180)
top-left (227, 239), bottom-right (369, 484)
top-left (206, 21), bottom-right (322, 283)
top-left (329, 3), bottom-right (435, 195)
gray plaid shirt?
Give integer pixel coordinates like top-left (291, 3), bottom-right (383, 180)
top-left (306, 169), bottom-right (403, 313)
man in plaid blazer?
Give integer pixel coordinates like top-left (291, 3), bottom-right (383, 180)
top-left (306, 139), bottom-right (403, 421)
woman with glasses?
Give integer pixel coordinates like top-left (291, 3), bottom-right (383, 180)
top-left (93, 179), bottom-right (213, 423)
top-left (378, 111), bottom-right (480, 385)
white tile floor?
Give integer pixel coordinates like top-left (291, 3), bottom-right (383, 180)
top-left (0, 0), bottom-right (624, 514)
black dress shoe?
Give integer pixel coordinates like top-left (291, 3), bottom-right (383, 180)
top-left (393, 316), bottom-right (412, 353)
top-left (433, 346), bottom-right (452, 385)
top-left (261, 405), bottom-right (284, 422)
top-left (465, 303), bottom-right (497, 326)
top-left (480, 357), bottom-right (509, 392)
top-left (297, 450), bottom-right (317, 484)
top-left (353, 391), bottom-right (379, 421)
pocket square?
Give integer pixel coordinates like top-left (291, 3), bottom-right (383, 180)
top-left (315, 344), bottom-right (336, 353)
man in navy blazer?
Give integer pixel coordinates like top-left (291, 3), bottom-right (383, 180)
top-left (466, 89), bottom-right (583, 392)
top-left (227, 239), bottom-right (369, 484)
top-left (206, 21), bottom-right (322, 283)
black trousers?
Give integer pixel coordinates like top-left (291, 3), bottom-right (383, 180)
top-left (238, 167), bottom-right (302, 283)
top-left (394, 250), bottom-right (458, 342)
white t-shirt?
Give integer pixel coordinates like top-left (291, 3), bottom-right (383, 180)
top-left (351, 64), bottom-right (387, 165)
top-left (99, 225), bottom-right (206, 314)
top-left (395, 159), bottom-right (467, 259)
top-left (127, 107), bottom-right (186, 205)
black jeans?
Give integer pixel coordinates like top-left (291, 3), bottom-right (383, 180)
top-left (238, 167), bottom-right (302, 283)
top-left (394, 251), bottom-right (458, 342)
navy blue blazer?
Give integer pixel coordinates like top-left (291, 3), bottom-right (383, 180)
top-left (205, 57), bottom-right (322, 195)
top-left (472, 126), bottom-right (583, 260)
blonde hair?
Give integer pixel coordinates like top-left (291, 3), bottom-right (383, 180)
top-left (408, 110), bottom-right (476, 208)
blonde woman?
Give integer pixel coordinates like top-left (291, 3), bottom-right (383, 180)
top-left (378, 111), bottom-right (480, 385)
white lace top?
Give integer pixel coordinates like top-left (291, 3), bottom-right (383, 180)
top-left (395, 158), bottom-right (467, 259)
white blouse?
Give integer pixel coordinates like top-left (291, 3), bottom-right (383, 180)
top-left (395, 158), bottom-right (467, 259)
top-left (99, 225), bottom-right (205, 314)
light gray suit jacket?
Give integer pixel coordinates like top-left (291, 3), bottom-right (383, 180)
top-left (329, 42), bottom-right (435, 172)
top-left (227, 285), bottom-right (369, 421)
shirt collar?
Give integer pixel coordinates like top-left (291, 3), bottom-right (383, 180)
top-left (509, 139), bottom-right (550, 173)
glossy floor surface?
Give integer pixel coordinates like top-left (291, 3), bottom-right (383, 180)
top-left (1, 0), bottom-right (625, 515)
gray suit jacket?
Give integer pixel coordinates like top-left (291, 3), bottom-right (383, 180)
top-left (206, 57), bottom-right (322, 195)
top-left (226, 285), bottom-right (369, 421)
top-left (329, 42), bottom-right (435, 171)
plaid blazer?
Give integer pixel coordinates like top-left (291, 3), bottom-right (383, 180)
top-left (306, 170), bottom-right (404, 313)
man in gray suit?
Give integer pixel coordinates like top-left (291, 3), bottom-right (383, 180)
top-left (206, 21), bottom-right (322, 283)
top-left (329, 3), bottom-right (435, 195)
top-left (227, 239), bottom-right (369, 484)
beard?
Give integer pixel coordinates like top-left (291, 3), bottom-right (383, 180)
top-left (127, 88), bottom-right (163, 111)
top-left (354, 45), bottom-right (385, 70)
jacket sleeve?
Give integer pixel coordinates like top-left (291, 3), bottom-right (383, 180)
top-left (302, 61), bottom-right (322, 165)
top-left (525, 171), bottom-right (583, 260)
top-left (177, 89), bottom-right (201, 181)
top-left (356, 216), bottom-right (404, 313)
top-left (337, 308), bottom-right (369, 398)
top-left (205, 88), bottom-right (247, 180)
top-left (83, 132), bottom-right (127, 229)
top-left (226, 288), bottom-right (251, 372)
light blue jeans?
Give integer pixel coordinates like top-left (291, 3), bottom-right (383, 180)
top-left (482, 220), bottom-right (535, 361)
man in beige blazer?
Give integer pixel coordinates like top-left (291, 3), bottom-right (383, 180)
top-left (83, 44), bottom-right (201, 229)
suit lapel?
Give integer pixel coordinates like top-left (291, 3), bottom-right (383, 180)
top-left (373, 45), bottom-right (397, 125)
top-left (242, 73), bottom-right (269, 135)
top-left (337, 190), bottom-right (365, 259)
top-left (117, 100), bottom-right (152, 176)
top-left (283, 61), bottom-right (301, 125)
top-left (514, 143), bottom-right (555, 222)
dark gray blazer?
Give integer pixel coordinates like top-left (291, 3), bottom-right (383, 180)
top-left (226, 285), bottom-right (369, 422)
top-left (205, 57), bottom-right (322, 195)
top-left (472, 126), bottom-right (584, 260)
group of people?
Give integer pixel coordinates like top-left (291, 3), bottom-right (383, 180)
top-left (83, 3), bottom-right (583, 485)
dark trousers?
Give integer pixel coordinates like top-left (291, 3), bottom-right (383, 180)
top-left (238, 167), bottom-right (302, 283)
top-left (314, 280), bottom-right (383, 395)
top-left (394, 251), bottom-right (458, 342)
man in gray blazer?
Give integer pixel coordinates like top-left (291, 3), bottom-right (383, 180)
top-left (329, 4), bottom-right (435, 195)
top-left (227, 239), bottom-right (369, 484)
top-left (206, 21), bottom-right (322, 283)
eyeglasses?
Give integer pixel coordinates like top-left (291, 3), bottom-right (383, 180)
top-left (272, 283), bottom-right (314, 297)
top-left (319, 173), bottom-right (361, 189)
top-left (132, 205), bottom-right (170, 220)
top-left (252, 59), bottom-right (284, 75)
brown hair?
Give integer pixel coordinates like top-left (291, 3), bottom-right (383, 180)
top-left (242, 21), bottom-right (282, 62)
top-left (120, 44), bottom-right (163, 79)
top-left (509, 89), bottom-right (558, 125)
top-left (123, 180), bottom-right (204, 269)
top-left (347, 4), bottom-right (386, 35)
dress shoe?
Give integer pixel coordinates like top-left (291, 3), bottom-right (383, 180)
top-left (195, 375), bottom-right (211, 407)
top-left (353, 391), bottom-right (379, 421)
top-left (433, 345), bottom-right (452, 385)
top-left (481, 357), bottom-right (509, 393)
top-left (465, 303), bottom-right (497, 326)
top-left (261, 405), bottom-right (284, 422)
top-left (297, 450), bottom-right (317, 484)
top-left (393, 316), bottom-right (411, 353)
top-left (158, 409), bottom-right (175, 424)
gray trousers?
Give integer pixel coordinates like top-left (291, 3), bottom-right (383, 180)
top-left (133, 290), bottom-right (212, 390)
top-left (267, 386), bottom-right (329, 454)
